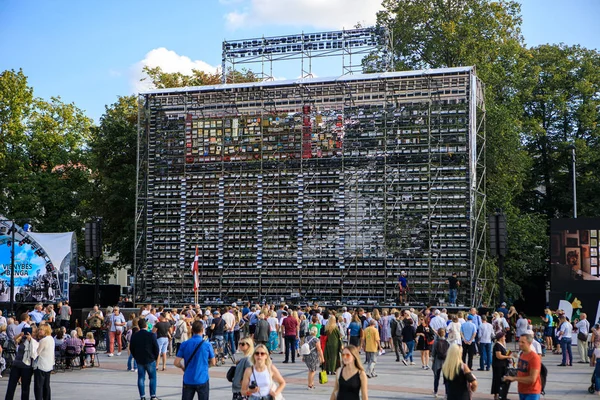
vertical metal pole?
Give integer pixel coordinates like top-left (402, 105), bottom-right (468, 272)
top-left (10, 221), bottom-right (15, 315)
top-left (496, 213), bottom-right (505, 305)
top-left (571, 147), bottom-right (577, 218)
top-left (95, 256), bottom-right (100, 306)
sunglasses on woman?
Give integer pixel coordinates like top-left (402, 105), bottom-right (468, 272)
top-left (254, 352), bottom-right (267, 356)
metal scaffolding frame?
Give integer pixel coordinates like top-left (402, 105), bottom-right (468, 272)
top-left (221, 28), bottom-right (382, 82)
top-left (134, 67), bottom-right (486, 306)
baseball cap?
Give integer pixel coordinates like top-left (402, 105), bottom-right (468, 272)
top-left (231, 302), bottom-right (237, 307)
top-left (467, 315), bottom-right (473, 320)
top-left (401, 271), bottom-right (406, 275)
top-left (501, 302), bottom-right (507, 306)
top-left (213, 311), bottom-right (220, 315)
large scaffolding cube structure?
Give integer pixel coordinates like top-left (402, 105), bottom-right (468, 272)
top-left (135, 66), bottom-right (486, 306)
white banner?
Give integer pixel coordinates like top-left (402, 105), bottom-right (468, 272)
top-left (558, 300), bottom-right (573, 321)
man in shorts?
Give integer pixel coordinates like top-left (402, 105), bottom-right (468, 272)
top-left (398, 271), bottom-right (408, 304)
top-left (153, 315), bottom-right (171, 371)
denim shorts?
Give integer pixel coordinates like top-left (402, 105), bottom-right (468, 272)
top-left (157, 337), bottom-right (169, 354)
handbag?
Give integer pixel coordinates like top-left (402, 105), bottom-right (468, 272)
top-left (319, 367), bottom-right (328, 384)
top-left (577, 331), bottom-right (588, 341)
top-left (299, 342), bottom-right (311, 355)
top-left (226, 365), bottom-right (237, 382)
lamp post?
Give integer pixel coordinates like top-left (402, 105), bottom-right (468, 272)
top-left (10, 222), bottom-right (15, 315)
top-left (568, 145), bottom-right (577, 218)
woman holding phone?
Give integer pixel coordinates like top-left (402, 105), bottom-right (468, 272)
top-left (242, 344), bottom-right (286, 400)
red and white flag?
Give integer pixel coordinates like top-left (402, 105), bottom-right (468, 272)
top-left (192, 246), bottom-right (199, 292)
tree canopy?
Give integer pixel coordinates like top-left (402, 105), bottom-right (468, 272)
top-left (367, 0), bottom-right (600, 303)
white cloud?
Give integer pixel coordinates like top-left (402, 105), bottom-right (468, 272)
top-left (108, 69), bottom-right (122, 78)
top-left (224, 0), bottom-right (382, 31)
top-left (130, 47), bottom-right (218, 93)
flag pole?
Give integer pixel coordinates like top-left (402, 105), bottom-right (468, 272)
top-left (192, 245), bottom-right (199, 306)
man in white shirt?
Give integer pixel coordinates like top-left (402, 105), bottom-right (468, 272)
top-left (222, 306), bottom-right (236, 353)
top-left (526, 329), bottom-right (543, 355)
top-left (145, 308), bottom-right (159, 327)
top-left (477, 316), bottom-right (494, 371)
top-left (439, 308), bottom-right (449, 322)
top-left (557, 315), bottom-right (573, 366)
top-left (16, 313), bottom-right (32, 335)
top-left (429, 310), bottom-right (446, 333)
top-left (575, 313), bottom-right (590, 363)
top-left (341, 307), bottom-right (352, 326)
top-left (140, 304), bottom-right (151, 317)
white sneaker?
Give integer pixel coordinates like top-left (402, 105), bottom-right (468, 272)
top-left (107, 353), bottom-right (114, 357)
top-left (410, 362), bottom-right (415, 365)
top-left (402, 359), bottom-right (408, 366)
top-left (117, 352), bottom-right (122, 356)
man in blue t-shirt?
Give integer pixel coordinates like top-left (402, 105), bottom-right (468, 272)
top-left (175, 321), bottom-right (215, 400)
top-left (398, 271), bottom-right (408, 304)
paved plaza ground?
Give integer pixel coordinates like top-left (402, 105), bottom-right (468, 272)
top-left (0, 347), bottom-right (597, 399)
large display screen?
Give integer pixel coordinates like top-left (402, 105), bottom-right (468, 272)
top-left (0, 219), bottom-right (75, 303)
top-left (551, 218), bottom-right (600, 280)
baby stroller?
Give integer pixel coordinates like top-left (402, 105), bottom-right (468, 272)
top-left (588, 369), bottom-right (597, 394)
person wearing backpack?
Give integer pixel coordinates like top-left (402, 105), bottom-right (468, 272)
top-left (431, 328), bottom-right (449, 399)
top-left (503, 333), bottom-right (543, 400)
top-left (174, 312), bottom-right (189, 354)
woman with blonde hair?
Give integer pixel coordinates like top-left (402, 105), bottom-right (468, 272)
top-left (267, 311), bottom-right (280, 354)
top-left (442, 344), bottom-right (477, 400)
top-left (329, 345), bottom-right (368, 400)
top-left (232, 338), bottom-right (255, 399)
top-left (324, 317), bottom-right (343, 375)
top-left (242, 344), bottom-right (286, 400)
top-left (32, 323), bottom-right (55, 399)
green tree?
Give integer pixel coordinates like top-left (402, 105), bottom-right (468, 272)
top-left (518, 44), bottom-right (600, 219)
top-left (0, 69), bottom-right (93, 233)
top-left (366, 0), bottom-right (540, 301)
top-left (88, 95), bottom-right (139, 273)
top-left (142, 66), bottom-right (259, 89)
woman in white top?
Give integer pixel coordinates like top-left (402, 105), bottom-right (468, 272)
top-left (446, 315), bottom-right (462, 346)
top-left (242, 344), bottom-right (286, 399)
top-left (32, 323), bottom-right (55, 400)
top-left (267, 312), bottom-right (280, 354)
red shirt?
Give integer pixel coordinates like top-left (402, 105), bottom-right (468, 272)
top-left (281, 316), bottom-right (298, 337)
top-left (516, 350), bottom-right (542, 394)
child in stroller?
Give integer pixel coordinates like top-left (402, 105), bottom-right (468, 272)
top-left (535, 331), bottom-right (546, 356)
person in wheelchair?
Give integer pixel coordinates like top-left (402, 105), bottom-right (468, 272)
top-left (62, 330), bottom-right (84, 369)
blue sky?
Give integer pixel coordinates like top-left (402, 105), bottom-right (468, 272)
top-left (1, 0), bottom-right (598, 123)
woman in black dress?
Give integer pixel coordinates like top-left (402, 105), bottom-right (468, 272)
top-left (329, 345), bottom-right (369, 400)
top-left (416, 317), bottom-right (434, 370)
top-left (442, 343), bottom-right (478, 400)
top-left (491, 332), bottom-right (512, 400)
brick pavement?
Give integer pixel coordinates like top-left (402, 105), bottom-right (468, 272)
top-left (0, 348), bottom-right (597, 399)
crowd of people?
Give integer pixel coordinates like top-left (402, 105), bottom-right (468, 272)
top-left (1, 300), bottom-right (600, 399)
